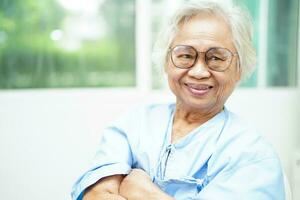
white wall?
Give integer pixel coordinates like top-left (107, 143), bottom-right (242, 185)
top-left (0, 88), bottom-right (298, 200)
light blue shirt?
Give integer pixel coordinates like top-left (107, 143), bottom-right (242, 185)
top-left (71, 103), bottom-right (285, 200)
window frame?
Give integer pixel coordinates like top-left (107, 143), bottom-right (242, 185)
top-left (135, 0), bottom-right (152, 91)
top-left (298, 0), bottom-right (300, 88)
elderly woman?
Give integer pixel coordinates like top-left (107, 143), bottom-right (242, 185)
top-left (72, 1), bottom-right (285, 199)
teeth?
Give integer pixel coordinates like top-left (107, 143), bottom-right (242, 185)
top-left (188, 84), bottom-right (212, 90)
top-left (195, 86), bottom-right (205, 89)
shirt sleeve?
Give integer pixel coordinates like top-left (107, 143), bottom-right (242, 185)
top-left (71, 115), bottom-right (135, 200)
top-left (196, 157), bottom-right (285, 200)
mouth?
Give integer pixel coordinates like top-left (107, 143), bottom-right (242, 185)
top-left (185, 83), bottom-right (214, 96)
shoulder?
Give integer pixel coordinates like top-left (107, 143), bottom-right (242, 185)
top-left (203, 109), bottom-right (285, 199)
top-left (224, 108), bottom-right (277, 157)
top-left (210, 108), bottom-right (281, 170)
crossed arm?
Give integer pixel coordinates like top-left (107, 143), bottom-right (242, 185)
top-left (83, 169), bottom-right (174, 200)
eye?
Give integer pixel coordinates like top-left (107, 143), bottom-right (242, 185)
top-left (208, 55), bottom-right (225, 61)
top-left (178, 54), bottom-right (194, 59)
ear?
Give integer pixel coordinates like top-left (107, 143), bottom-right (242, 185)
top-left (164, 58), bottom-right (170, 73)
top-left (164, 64), bottom-right (167, 73)
top-left (236, 67), bottom-right (242, 82)
top-left (235, 58), bottom-right (242, 82)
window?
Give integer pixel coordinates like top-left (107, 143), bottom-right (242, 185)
top-left (266, 0), bottom-right (298, 86)
top-left (234, 0), bottom-right (299, 87)
top-left (0, 0), bottom-right (298, 90)
top-left (0, 0), bottom-right (135, 89)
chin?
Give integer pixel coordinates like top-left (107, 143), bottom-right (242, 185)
top-left (182, 99), bottom-right (217, 112)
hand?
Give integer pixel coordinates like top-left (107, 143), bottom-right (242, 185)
top-left (119, 169), bottom-right (174, 200)
top-left (83, 193), bottom-right (126, 200)
top-left (83, 175), bottom-right (126, 200)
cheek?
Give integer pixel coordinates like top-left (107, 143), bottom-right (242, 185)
top-left (166, 64), bottom-right (183, 83)
top-left (215, 72), bottom-right (238, 98)
top-left (167, 72), bottom-right (181, 92)
top-left (165, 67), bottom-right (188, 96)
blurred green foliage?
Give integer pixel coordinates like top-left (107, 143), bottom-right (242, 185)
top-left (0, 0), bottom-right (135, 89)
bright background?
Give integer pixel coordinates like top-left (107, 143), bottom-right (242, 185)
top-left (0, 0), bottom-right (299, 199)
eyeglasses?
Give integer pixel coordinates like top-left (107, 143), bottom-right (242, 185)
top-left (169, 45), bottom-right (238, 72)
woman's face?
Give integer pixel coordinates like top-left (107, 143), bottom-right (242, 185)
top-left (165, 14), bottom-right (241, 113)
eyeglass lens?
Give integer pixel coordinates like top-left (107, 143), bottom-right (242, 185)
top-left (171, 45), bottom-right (233, 71)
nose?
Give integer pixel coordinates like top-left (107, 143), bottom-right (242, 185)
top-left (187, 54), bottom-right (211, 79)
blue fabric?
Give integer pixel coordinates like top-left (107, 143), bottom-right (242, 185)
top-left (71, 103), bottom-right (285, 200)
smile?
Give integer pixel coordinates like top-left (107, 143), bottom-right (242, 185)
top-left (185, 83), bottom-right (213, 96)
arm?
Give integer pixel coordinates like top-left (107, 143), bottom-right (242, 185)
top-left (71, 126), bottom-right (133, 200)
top-left (83, 175), bottom-right (126, 200)
top-left (119, 169), bottom-right (175, 200)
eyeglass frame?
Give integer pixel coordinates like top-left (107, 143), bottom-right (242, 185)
top-left (168, 45), bottom-right (239, 72)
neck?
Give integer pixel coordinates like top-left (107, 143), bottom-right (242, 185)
top-left (173, 102), bottom-right (224, 125)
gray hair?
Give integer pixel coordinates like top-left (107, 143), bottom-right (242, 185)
top-left (153, 0), bottom-right (256, 81)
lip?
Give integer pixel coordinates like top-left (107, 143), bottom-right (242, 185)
top-left (184, 83), bottom-right (214, 96)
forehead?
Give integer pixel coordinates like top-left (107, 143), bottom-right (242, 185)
top-left (173, 13), bottom-right (236, 51)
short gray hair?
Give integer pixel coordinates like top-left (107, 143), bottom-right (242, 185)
top-left (152, 0), bottom-right (256, 81)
